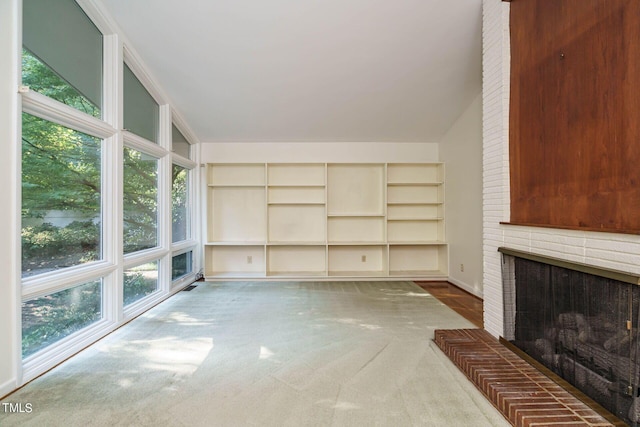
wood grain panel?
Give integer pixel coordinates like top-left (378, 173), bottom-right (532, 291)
top-left (509, 0), bottom-right (640, 234)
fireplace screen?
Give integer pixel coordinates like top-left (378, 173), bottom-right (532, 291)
top-left (502, 254), bottom-right (640, 425)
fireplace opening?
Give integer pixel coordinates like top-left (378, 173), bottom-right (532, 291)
top-left (500, 248), bottom-right (640, 426)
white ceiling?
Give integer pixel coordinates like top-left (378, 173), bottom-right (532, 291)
top-left (99, 0), bottom-right (482, 143)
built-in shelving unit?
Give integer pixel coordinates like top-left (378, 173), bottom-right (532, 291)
top-left (204, 163), bottom-right (447, 279)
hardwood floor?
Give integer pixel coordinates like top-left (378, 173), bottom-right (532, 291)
top-left (414, 281), bottom-right (483, 328)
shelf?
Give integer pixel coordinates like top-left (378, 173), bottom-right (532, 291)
top-left (388, 240), bottom-right (446, 245)
top-left (327, 164), bottom-right (384, 215)
top-left (207, 186), bottom-right (266, 242)
top-left (327, 213), bottom-right (384, 217)
top-left (328, 241), bottom-right (386, 246)
top-left (389, 245), bottom-right (447, 276)
top-left (208, 163), bottom-right (265, 186)
top-left (206, 241), bottom-right (266, 246)
top-left (387, 217), bottom-right (443, 221)
top-left (267, 185), bottom-right (325, 188)
top-left (387, 202), bottom-right (442, 206)
top-left (205, 162), bottom-right (447, 279)
top-left (268, 204), bottom-right (325, 242)
top-left (328, 216), bottom-right (385, 243)
top-left (267, 163), bottom-right (325, 186)
top-left (387, 163), bottom-right (443, 184)
top-left (387, 182), bottom-right (443, 187)
top-left (267, 245), bottom-right (325, 275)
top-left (208, 184), bottom-right (265, 188)
top-left (268, 241), bottom-right (325, 246)
top-left (268, 202), bottom-right (325, 206)
top-left (204, 245), bottom-right (266, 277)
top-left (268, 186), bottom-right (325, 204)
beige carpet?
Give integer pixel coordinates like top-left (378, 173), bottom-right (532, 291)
top-left (1, 281), bottom-right (508, 426)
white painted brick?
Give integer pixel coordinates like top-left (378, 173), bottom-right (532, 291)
top-left (585, 237), bottom-right (640, 254)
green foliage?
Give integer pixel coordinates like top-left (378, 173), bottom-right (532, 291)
top-left (22, 49), bottom-right (100, 117)
top-left (22, 281), bottom-right (102, 357)
top-left (172, 165), bottom-right (188, 242)
top-left (123, 148), bottom-right (158, 253)
top-left (22, 113), bottom-right (101, 219)
top-left (124, 270), bottom-right (157, 306)
top-left (22, 221), bottom-right (99, 259)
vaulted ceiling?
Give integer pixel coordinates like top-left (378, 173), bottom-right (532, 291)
top-left (99, 0), bottom-right (482, 143)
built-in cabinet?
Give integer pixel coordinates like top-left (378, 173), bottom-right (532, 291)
top-left (204, 163), bottom-right (447, 279)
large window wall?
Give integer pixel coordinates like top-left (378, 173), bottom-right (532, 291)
top-left (17, 0), bottom-right (199, 383)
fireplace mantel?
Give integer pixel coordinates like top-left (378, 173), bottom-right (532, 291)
top-left (498, 247), bottom-right (640, 286)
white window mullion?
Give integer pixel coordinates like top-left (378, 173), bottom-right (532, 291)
top-left (21, 90), bottom-right (115, 139)
top-left (158, 105), bottom-right (172, 293)
top-left (103, 33), bottom-right (123, 323)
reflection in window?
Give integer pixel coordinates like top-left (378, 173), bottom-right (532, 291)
top-left (123, 64), bottom-right (158, 143)
top-left (124, 260), bottom-right (159, 306)
top-left (22, 0), bottom-right (102, 117)
top-left (123, 148), bottom-right (158, 254)
top-left (22, 49), bottom-right (100, 118)
top-left (172, 125), bottom-right (190, 159)
top-left (22, 113), bottom-right (101, 277)
top-left (172, 165), bottom-right (188, 243)
top-left (22, 279), bottom-right (103, 358)
top-left (172, 251), bottom-right (192, 280)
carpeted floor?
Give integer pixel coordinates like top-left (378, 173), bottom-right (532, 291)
top-left (0, 281), bottom-right (508, 426)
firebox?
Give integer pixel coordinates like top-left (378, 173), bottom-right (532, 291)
top-left (500, 247), bottom-right (640, 426)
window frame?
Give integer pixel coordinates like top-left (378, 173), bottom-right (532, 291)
top-left (15, 0), bottom-right (201, 384)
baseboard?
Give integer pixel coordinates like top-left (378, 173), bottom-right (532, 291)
top-left (0, 377), bottom-right (17, 400)
top-left (447, 277), bottom-right (482, 299)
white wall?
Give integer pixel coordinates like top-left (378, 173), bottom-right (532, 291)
top-left (0, 0), bottom-right (20, 397)
top-left (440, 93), bottom-right (483, 297)
top-left (201, 142), bottom-right (438, 164)
top-left (482, 0), bottom-right (640, 338)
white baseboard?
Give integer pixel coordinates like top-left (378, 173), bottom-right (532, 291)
top-left (0, 377), bottom-right (17, 399)
top-left (447, 277), bottom-right (483, 299)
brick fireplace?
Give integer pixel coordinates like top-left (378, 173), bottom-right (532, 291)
top-left (500, 248), bottom-right (640, 425)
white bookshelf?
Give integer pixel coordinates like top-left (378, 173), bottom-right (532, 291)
top-left (204, 163), bottom-right (447, 279)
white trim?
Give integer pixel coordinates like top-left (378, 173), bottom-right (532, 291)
top-left (447, 277), bottom-right (482, 299)
top-left (75, 0), bottom-right (116, 37)
top-left (171, 272), bottom-right (197, 288)
top-left (21, 261), bottom-right (116, 301)
top-left (123, 247), bottom-right (168, 269)
top-left (21, 90), bottom-right (115, 139)
top-left (171, 240), bottom-right (198, 254)
top-left (123, 130), bottom-right (168, 159)
top-left (0, 378), bottom-right (18, 399)
top-left (122, 45), bottom-right (167, 106)
top-left (172, 154), bottom-right (197, 170)
top-left (21, 316), bottom-right (115, 384)
top-left (171, 108), bottom-right (200, 146)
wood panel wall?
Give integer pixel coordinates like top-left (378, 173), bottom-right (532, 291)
top-left (508, 0), bottom-right (640, 234)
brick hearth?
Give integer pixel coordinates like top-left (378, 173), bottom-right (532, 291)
top-left (434, 329), bottom-right (625, 427)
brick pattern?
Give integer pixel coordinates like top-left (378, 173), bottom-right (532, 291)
top-left (481, 0), bottom-right (640, 340)
top-left (434, 329), bottom-right (621, 427)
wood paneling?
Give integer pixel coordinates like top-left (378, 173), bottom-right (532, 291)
top-left (509, 0), bottom-right (640, 234)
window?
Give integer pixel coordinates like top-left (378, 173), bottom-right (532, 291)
top-left (123, 64), bottom-right (158, 143)
top-left (172, 251), bottom-right (192, 280)
top-left (172, 125), bottom-right (191, 159)
top-left (21, 113), bottom-right (102, 277)
top-left (22, 0), bottom-right (102, 116)
top-left (123, 148), bottom-right (158, 254)
top-left (124, 261), bottom-right (159, 306)
top-left (172, 164), bottom-right (188, 243)
top-left (22, 279), bottom-right (103, 358)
